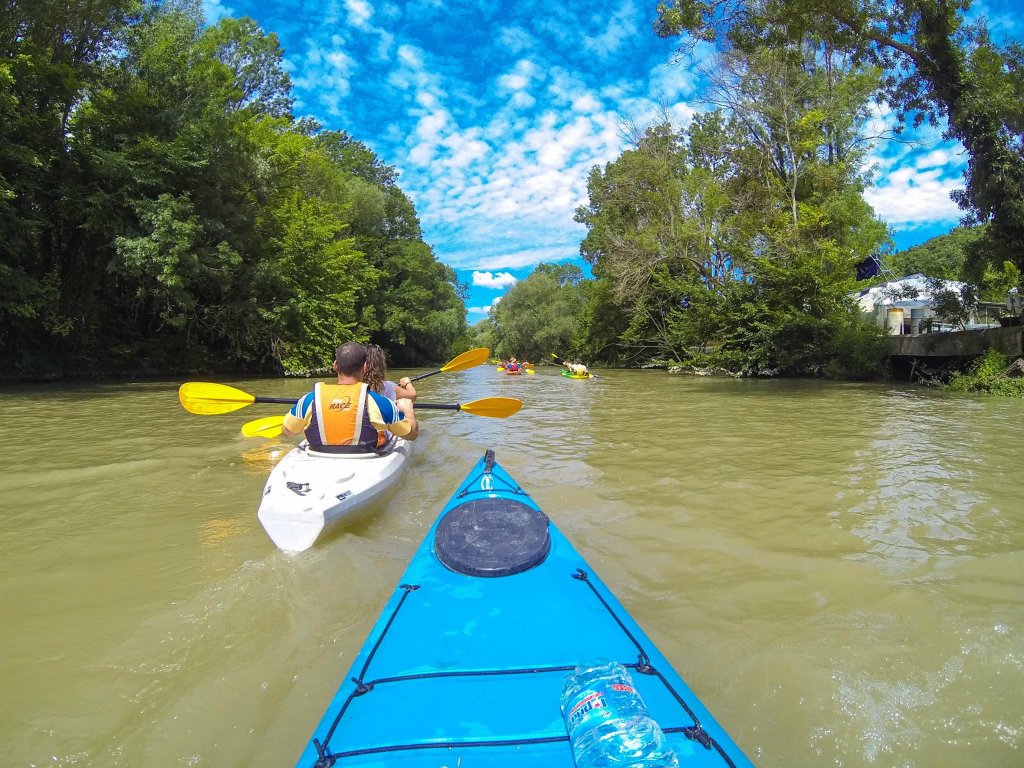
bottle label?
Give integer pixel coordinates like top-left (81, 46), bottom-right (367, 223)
top-left (567, 691), bottom-right (609, 732)
top-left (566, 682), bottom-right (637, 733)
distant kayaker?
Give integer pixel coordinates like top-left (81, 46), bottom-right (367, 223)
top-left (281, 341), bottom-right (419, 448)
top-left (365, 343), bottom-right (417, 402)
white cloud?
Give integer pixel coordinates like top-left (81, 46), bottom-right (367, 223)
top-left (293, 43), bottom-right (357, 110)
top-left (510, 91), bottom-right (537, 110)
top-left (495, 26), bottom-right (536, 56)
top-left (864, 169), bottom-right (963, 227)
top-left (208, 0), bottom-right (988, 324)
top-left (581, 0), bottom-right (639, 58)
top-left (416, 109), bottom-right (449, 140)
top-left (202, 0), bottom-right (233, 23)
top-left (915, 149), bottom-right (954, 169)
top-left (648, 59), bottom-right (698, 101)
top-left (497, 59), bottom-right (539, 92)
top-left (345, 0), bottom-right (373, 27)
top-left (472, 271), bottom-right (518, 289)
top-left (467, 296), bottom-right (503, 317)
top-left (374, 31), bottom-right (395, 60)
top-left (454, 243), bottom-right (582, 271)
top-left (861, 110), bottom-right (968, 228)
top-left (396, 44), bottom-right (424, 69)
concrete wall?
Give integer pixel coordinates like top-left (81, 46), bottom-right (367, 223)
top-left (885, 325), bottom-right (1024, 358)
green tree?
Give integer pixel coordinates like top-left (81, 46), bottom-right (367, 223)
top-left (371, 239), bottom-right (466, 365)
top-left (0, 0), bottom-right (465, 379)
top-left (315, 133), bottom-right (465, 365)
top-left (654, 0), bottom-right (1024, 283)
top-left (572, 277), bottom-right (631, 365)
top-left (577, 44), bottom-right (888, 375)
top-left (0, 0), bottom-right (142, 373)
top-left (196, 16), bottom-right (293, 117)
top-left (889, 224), bottom-right (1019, 301)
top-left (889, 225), bottom-right (983, 279)
top-left (575, 123), bottom-right (714, 364)
top-left (464, 317), bottom-right (497, 357)
top-left (491, 263), bottom-right (586, 362)
top-left (257, 194), bottom-right (375, 372)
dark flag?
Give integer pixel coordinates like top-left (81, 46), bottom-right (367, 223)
top-left (856, 255), bottom-right (881, 281)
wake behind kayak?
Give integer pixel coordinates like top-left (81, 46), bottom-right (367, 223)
top-left (296, 450), bottom-right (755, 767)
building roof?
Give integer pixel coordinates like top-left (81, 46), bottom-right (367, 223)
top-left (855, 273), bottom-right (967, 312)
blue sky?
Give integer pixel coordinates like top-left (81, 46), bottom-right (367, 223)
top-left (202, 0), bottom-right (1019, 322)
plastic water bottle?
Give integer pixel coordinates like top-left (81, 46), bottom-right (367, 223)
top-left (560, 661), bottom-right (679, 767)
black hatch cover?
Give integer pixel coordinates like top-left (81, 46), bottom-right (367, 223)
top-left (434, 497), bottom-right (551, 577)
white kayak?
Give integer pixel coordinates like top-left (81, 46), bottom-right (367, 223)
top-left (257, 438), bottom-right (411, 552)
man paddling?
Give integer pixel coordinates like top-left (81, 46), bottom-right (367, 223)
top-left (281, 341), bottom-right (419, 450)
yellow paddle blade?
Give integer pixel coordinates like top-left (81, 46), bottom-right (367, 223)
top-left (457, 397), bottom-right (522, 418)
top-left (178, 382), bottom-right (256, 415)
top-left (241, 415), bottom-right (285, 438)
top-left (526, 368), bottom-right (535, 375)
top-left (439, 347), bottom-right (490, 373)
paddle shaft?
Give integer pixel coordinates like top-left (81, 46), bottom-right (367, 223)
top-left (254, 396), bottom-right (465, 411)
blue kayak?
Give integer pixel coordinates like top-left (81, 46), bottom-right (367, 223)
top-left (296, 450), bottom-right (755, 767)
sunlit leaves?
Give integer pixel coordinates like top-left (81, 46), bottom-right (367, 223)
top-left (653, 0), bottom-right (1024, 284)
top-left (574, 41), bottom-right (888, 373)
top-left (0, 0), bottom-right (465, 377)
top-left (491, 264), bottom-right (586, 362)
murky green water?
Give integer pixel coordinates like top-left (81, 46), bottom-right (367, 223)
top-left (1, 368), bottom-right (1021, 767)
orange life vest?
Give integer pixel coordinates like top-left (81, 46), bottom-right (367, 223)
top-left (306, 382), bottom-right (385, 450)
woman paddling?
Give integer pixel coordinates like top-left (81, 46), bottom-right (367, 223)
top-left (365, 343), bottom-right (417, 401)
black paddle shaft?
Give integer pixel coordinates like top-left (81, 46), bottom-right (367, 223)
top-left (253, 395), bottom-right (461, 411)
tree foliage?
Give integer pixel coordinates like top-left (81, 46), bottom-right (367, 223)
top-left (0, 1), bottom-right (465, 379)
top-left (572, 43), bottom-right (888, 376)
top-left (490, 263), bottom-right (586, 362)
top-left (948, 347), bottom-right (1024, 396)
top-left (889, 224), bottom-right (1020, 302)
top-left (654, 0), bottom-right (1024, 283)
top-left (888, 225), bottom-right (983, 280)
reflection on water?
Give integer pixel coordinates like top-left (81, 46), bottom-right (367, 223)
top-left (239, 441), bottom-right (289, 477)
top-left (0, 370), bottom-right (1021, 767)
top-left (843, 391), bottom-right (1011, 577)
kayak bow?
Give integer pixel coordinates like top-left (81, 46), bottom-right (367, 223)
top-left (295, 450), bottom-right (755, 767)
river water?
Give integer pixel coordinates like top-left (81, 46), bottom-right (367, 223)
top-left (1, 366), bottom-right (1021, 767)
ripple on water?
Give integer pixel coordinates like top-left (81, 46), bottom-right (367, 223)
top-left (2, 372), bottom-right (1022, 767)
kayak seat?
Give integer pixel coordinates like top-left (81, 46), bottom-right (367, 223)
top-left (434, 498), bottom-right (550, 577)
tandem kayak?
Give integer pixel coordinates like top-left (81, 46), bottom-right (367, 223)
top-left (295, 450), bottom-right (755, 767)
top-left (561, 370), bottom-right (592, 379)
top-left (257, 438), bottom-right (411, 552)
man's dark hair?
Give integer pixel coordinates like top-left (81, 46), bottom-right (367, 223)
top-left (335, 341), bottom-right (368, 376)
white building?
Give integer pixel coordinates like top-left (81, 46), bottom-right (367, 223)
top-left (855, 273), bottom-right (1000, 334)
